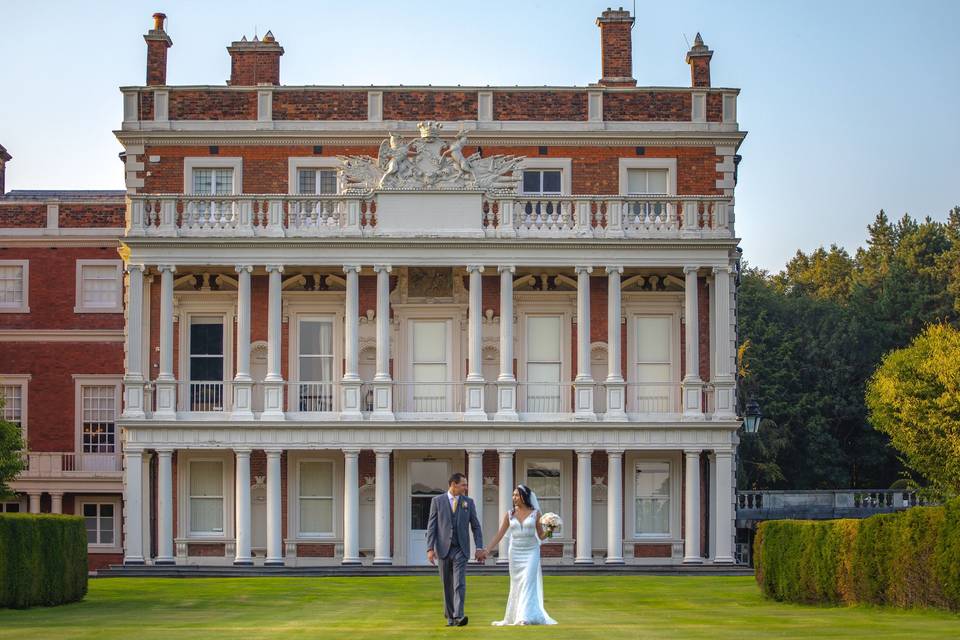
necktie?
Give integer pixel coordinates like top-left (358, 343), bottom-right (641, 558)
top-left (452, 497), bottom-right (458, 513)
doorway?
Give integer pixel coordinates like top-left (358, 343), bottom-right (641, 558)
top-left (407, 459), bottom-right (451, 565)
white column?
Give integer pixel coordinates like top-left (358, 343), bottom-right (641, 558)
top-left (373, 449), bottom-right (392, 565)
top-left (712, 266), bottom-right (736, 419)
top-left (123, 264), bottom-right (146, 419)
top-left (154, 265), bottom-right (177, 419)
top-left (496, 449), bottom-right (514, 564)
top-left (342, 449), bottom-right (361, 564)
top-left (683, 449), bottom-right (703, 564)
top-left (50, 492), bottom-right (63, 514)
top-left (341, 265), bottom-right (362, 418)
top-left (682, 266), bottom-right (704, 417)
top-left (265, 449), bottom-right (284, 566)
top-left (234, 448), bottom-right (253, 565)
top-left (467, 449), bottom-right (485, 562)
top-left (605, 266), bottom-right (626, 421)
top-left (575, 449), bottom-right (594, 564)
top-left (262, 265), bottom-right (285, 419)
top-left (605, 449), bottom-right (624, 564)
top-left (495, 266), bottom-right (518, 420)
top-left (156, 448), bottom-right (174, 564)
top-left (574, 266), bottom-right (596, 418)
top-left (231, 265), bottom-right (254, 420)
top-left (713, 450), bottom-right (735, 563)
top-left (27, 492), bottom-right (41, 514)
top-left (371, 265), bottom-right (394, 420)
top-left (123, 449), bottom-right (145, 564)
top-left (464, 265), bottom-right (486, 419)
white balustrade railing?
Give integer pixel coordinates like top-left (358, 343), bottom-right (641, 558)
top-left (517, 382), bottom-right (574, 414)
top-left (624, 382), bottom-right (680, 414)
top-left (287, 381), bottom-right (338, 412)
top-left (127, 194), bottom-right (730, 239)
top-left (22, 451), bottom-right (122, 476)
top-left (393, 382), bottom-right (465, 414)
top-left (180, 381), bottom-right (230, 412)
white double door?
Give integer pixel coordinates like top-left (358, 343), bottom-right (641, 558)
top-left (407, 459), bottom-right (451, 565)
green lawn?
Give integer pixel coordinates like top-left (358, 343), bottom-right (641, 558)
top-left (0, 576), bottom-right (957, 639)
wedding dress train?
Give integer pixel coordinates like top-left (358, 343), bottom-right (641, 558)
top-left (491, 511), bottom-right (557, 626)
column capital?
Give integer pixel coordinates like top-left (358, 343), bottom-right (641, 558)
top-left (606, 449), bottom-right (625, 456)
top-left (48, 491), bottom-right (64, 497)
top-left (497, 265), bottom-right (516, 274)
top-left (576, 448), bottom-right (595, 457)
top-left (683, 265), bottom-right (700, 275)
top-left (465, 264), bottom-right (485, 273)
top-left (157, 264), bottom-right (176, 274)
top-left (683, 448), bottom-right (703, 457)
top-left (265, 264), bottom-right (285, 274)
top-left (712, 265), bottom-right (733, 275)
top-left (155, 448), bottom-right (174, 456)
top-left (497, 448), bottom-right (515, 457)
top-left (343, 448), bottom-right (361, 457)
top-left (466, 448), bottom-right (486, 456)
top-left (373, 448), bottom-right (392, 457)
top-left (575, 265), bottom-right (593, 275)
top-left (713, 449), bottom-right (734, 459)
top-left (124, 448), bottom-right (145, 457)
top-left (605, 265), bottom-right (624, 275)
top-left (125, 263), bottom-right (146, 274)
top-left (234, 448), bottom-right (253, 457)
top-left (372, 264), bottom-right (392, 273)
top-left (343, 264), bottom-right (361, 274)
top-left (235, 264), bottom-right (254, 274)
top-left (264, 448), bottom-right (284, 457)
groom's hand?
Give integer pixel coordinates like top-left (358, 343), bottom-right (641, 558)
top-left (427, 549), bottom-right (436, 565)
top-left (475, 550), bottom-right (486, 562)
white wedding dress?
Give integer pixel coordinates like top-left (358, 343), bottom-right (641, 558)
top-left (492, 510), bottom-right (557, 626)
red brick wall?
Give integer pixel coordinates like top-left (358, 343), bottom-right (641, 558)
top-left (169, 91), bottom-right (257, 120)
top-left (229, 51), bottom-right (281, 86)
top-left (0, 203), bottom-right (45, 227)
top-left (598, 19), bottom-right (634, 84)
top-left (272, 91), bottom-right (368, 120)
top-left (59, 204), bottom-right (125, 228)
top-left (145, 39), bottom-right (169, 86)
top-left (297, 543), bottom-right (335, 557)
top-left (633, 543), bottom-right (671, 558)
top-left (494, 92), bottom-right (587, 121)
top-left (690, 59), bottom-right (711, 88)
top-left (604, 92), bottom-right (690, 121)
top-left (383, 91), bottom-right (477, 121)
top-left (139, 91), bottom-right (154, 121)
top-left (0, 342), bottom-right (123, 451)
top-left (0, 247), bottom-right (124, 330)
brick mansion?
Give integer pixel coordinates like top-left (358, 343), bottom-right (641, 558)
top-left (0, 8), bottom-right (746, 571)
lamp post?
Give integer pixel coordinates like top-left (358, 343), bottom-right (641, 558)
top-left (743, 397), bottom-right (762, 434)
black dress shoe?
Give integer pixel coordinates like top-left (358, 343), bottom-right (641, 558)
top-left (456, 616), bottom-right (469, 627)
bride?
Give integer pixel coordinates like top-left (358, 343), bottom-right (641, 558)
top-left (481, 484), bottom-right (557, 626)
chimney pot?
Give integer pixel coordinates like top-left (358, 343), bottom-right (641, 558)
top-left (227, 33), bottom-right (284, 86)
top-left (152, 12), bottom-right (166, 31)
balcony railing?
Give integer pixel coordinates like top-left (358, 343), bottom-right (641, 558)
top-left (736, 489), bottom-right (930, 520)
top-left (20, 452), bottom-right (123, 477)
top-left (127, 194), bottom-right (732, 240)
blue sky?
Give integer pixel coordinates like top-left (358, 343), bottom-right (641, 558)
top-left (1, 1), bottom-right (957, 271)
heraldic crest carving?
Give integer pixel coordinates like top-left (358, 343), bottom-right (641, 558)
top-left (338, 122), bottom-right (523, 192)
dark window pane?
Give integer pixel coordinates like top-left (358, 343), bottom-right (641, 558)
top-left (190, 323), bottom-right (223, 355)
top-left (101, 504), bottom-right (113, 518)
top-left (522, 171), bottom-right (540, 193)
top-left (318, 170), bottom-right (338, 195)
top-left (190, 357), bottom-right (223, 381)
top-left (411, 497), bottom-right (433, 530)
top-left (298, 169), bottom-right (316, 194)
top-left (542, 170), bottom-right (562, 193)
top-left (83, 504), bottom-right (97, 517)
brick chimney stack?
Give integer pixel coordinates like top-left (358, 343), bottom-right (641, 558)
top-left (686, 33), bottom-right (714, 88)
top-left (596, 7), bottom-right (636, 87)
top-left (144, 12), bottom-right (173, 86)
top-left (0, 144), bottom-right (10, 196)
top-left (227, 31), bottom-right (284, 86)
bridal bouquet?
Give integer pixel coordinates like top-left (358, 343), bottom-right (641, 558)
top-left (540, 512), bottom-right (562, 538)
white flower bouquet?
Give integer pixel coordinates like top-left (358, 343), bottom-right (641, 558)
top-left (540, 512), bottom-right (562, 538)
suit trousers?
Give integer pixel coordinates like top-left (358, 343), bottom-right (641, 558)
top-left (438, 544), bottom-right (468, 621)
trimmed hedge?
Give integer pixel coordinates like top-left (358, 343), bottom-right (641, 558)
top-left (0, 513), bottom-right (88, 608)
top-left (755, 498), bottom-right (960, 610)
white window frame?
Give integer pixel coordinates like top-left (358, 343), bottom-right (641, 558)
top-left (623, 294), bottom-right (683, 413)
top-left (287, 451), bottom-right (344, 541)
top-left (625, 451), bottom-right (682, 541)
top-left (183, 157), bottom-right (243, 195)
top-left (73, 375), bottom-right (122, 455)
top-left (516, 294), bottom-right (574, 411)
top-left (77, 495), bottom-right (122, 553)
top-left (176, 294), bottom-right (236, 392)
top-left (74, 259), bottom-right (124, 314)
top-left (516, 451), bottom-right (573, 541)
top-left (0, 260), bottom-right (29, 314)
top-left (178, 450), bottom-right (235, 540)
top-left (0, 497), bottom-right (27, 513)
top-left (295, 459), bottom-right (337, 538)
top-left (618, 158), bottom-right (678, 196)
top-left (285, 294), bottom-right (345, 412)
top-left (0, 374), bottom-right (29, 445)
top-left (395, 304), bottom-right (467, 408)
top-left (518, 158), bottom-right (572, 195)
top-left (287, 157), bottom-right (341, 195)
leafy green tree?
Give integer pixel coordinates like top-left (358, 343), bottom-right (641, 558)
top-left (0, 396), bottom-right (26, 499)
top-left (866, 324), bottom-right (960, 498)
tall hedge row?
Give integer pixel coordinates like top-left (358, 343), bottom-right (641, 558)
top-left (755, 499), bottom-right (960, 610)
top-left (0, 513), bottom-right (88, 608)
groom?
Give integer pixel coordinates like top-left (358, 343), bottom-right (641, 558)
top-left (426, 472), bottom-right (485, 627)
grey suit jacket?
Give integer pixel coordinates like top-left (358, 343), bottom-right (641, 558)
top-left (426, 493), bottom-right (483, 559)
